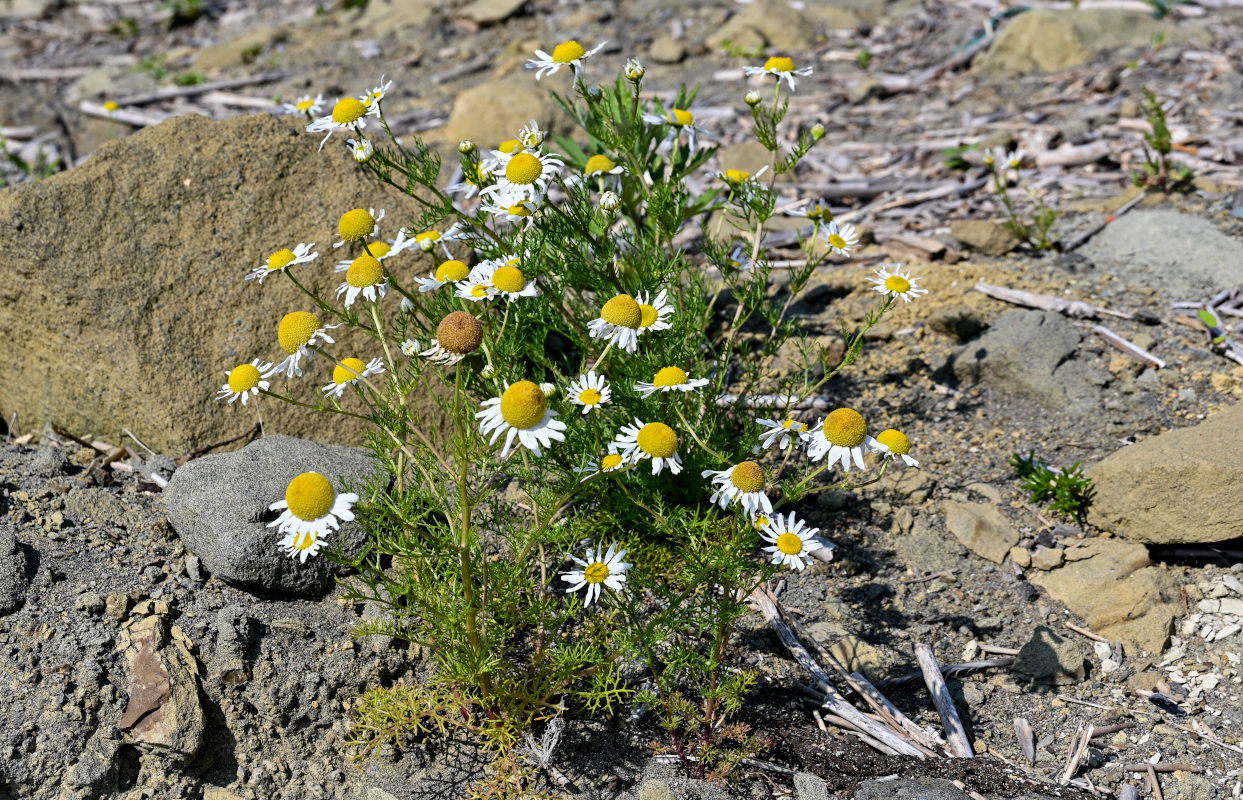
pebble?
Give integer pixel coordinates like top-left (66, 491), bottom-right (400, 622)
top-left (74, 592), bottom-right (105, 615)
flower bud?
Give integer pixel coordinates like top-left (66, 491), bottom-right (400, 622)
top-left (539, 382), bottom-right (557, 398)
top-left (624, 58), bottom-right (645, 82)
top-left (349, 138), bottom-right (375, 163)
top-left (600, 191), bottom-right (621, 212)
top-left (810, 123), bottom-right (826, 142)
top-left (458, 140), bottom-right (476, 154)
top-left (480, 364), bottom-right (497, 379)
top-left (744, 90), bottom-right (762, 107)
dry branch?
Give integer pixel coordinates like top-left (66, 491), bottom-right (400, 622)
top-left (914, 644), bottom-right (973, 758)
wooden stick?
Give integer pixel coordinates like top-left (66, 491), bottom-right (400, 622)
top-left (751, 588), bottom-right (925, 758)
top-left (914, 644), bottom-right (973, 758)
top-left (1145, 765), bottom-right (1165, 800)
top-left (875, 658), bottom-right (1015, 690)
top-left (1093, 326), bottom-right (1166, 369)
top-left (1090, 721), bottom-right (1138, 738)
top-left (975, 282), bottom-right (1117, 320)
top-left (78, 101), bottom-right (169, 128)
top-left (1066, 622), bottom-right (1111, 643)
top-left (1059, 723), bottom-right (1094, 784)
top-left (112, 71), bottom-right (289, 106)
top-left (1014, 717), bottom-right (1036, 765)
top-left (1126, 763), bottom-right (1199, 774)
top-left (1034, 141), bottom-right (1111, 168)
top-left (850, 671), bottom-right (945, 753)
top-left (979, 645), bottom-right (1019, 656)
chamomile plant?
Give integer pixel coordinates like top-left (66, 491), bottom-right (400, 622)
top-left (210, 51), bottom-right (925, 797)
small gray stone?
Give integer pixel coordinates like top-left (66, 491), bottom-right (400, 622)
top-left (1013, 625), bottom-right (1087, 685)
top-left (637, 780), bottom-right (684, 800)
top-left (794, 772), bottom-right (829, 800)
top-left (213, 604), bottom-right (254, 683)
top-left (185, 554), bottom-right (205, 581)
top-left (0, 520), bottom-right (31, 616)
top-left (75, 591), bottom-right (106, 614)
top-left (854, 777), bottom-right (971, 800)
top-left (65, 737), bottom-right (120, 792)
top-left (164, 435), bottom-right (381, 597)
top-left (649, 35), bottom-right (685, 64)
top-left (927, 304), bottom-right (988, 342)
top-left (30, 445), bottom-right (69, 476)
top-left (950, 219), bottom-right (1021, 256)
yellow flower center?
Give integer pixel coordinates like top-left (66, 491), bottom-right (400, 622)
top-left (499, 381), bottom-right (547, 429)
top-left (782, 419), bottom-right (806, 432)
top-left (505, 152), bottom-right (543, 185)
top-left (579, 389), bottom-right (603, 405)
top-left (552, 40), bottom-right (587, 63)
top-left (103, 100), bottom-right (119, 112)
top-left (417, 231), bottom-right (441, 244)
top-left (471, 284), bottom-right (489, 298)
top-left (583, 561), bottom-right (610, 583)
top-left (290, 531), bottom-right (318, 551)
top-left (764, 56), bottom-right (797, 73)
top-left (436, 259), bottom-right (469, 282)
top-left (667, 108), bottom-right (694, 126)
top-left (499, 139), bottom-right (522, 154)
top-left (277, 311), bottom-right (321, 354)
top-left (884, 275), bottom-right (911, 294)
top-left (876, 429), bottom-right (911, 456)
top-left (491, 265), bottom-right (526, 293)
top-left (284, 472), bottom-right (336, 521)
top-left (601, 294), bottom-right (642, 328)
top-left (368, 241), bottom-right (392, 258)
top-left (296, 98), bottom-right (315, 111)
top-left (636, 422), bottom-right (677, 459)
top-left (332, 357), bottom-right (367, 386)
top-left (652, 366), bottom-right (688, 387)
top-left (584, 154), bottom-right (617, 175)
top-left (346, 255), bottom-right (385, 288)
top-left (338, 208), bottom-right (375, 241)
top-left (805, 203), bottom-right (830, 222)
top-left (600, 453), bottom-right (624, 471)
top-left (267, 248), bottom-right (295, 272)
top-left (331, 97), bottom-right (367, 125)
top-left (639, 304), bottom-right (659, 328)
top-left (827, 233), bottom-right (847, 249)
top-left (753, 516), bottom-right (770, 530)
top-left (227, 364), bottom-right (261, 394)
top-left (725, 169), bottom-right (750, 183)
top-left (508, 204), bottom-right (533, 217)
top-left (776, 532), bottom-right (804, 556)
top-left (822, 408), bottom-right (867, 448)
top-left (437, 311), bottom-right (483, 355)
top-left (729, 461), bottom-right (765, 493)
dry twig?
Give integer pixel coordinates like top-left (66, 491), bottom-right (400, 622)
top-left (914, 644), bottom-right (973, 758)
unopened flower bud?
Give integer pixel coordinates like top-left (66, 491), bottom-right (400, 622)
top-left (480, 364), bottom-right (497, 379)
top-left (810, 123), bottom-right (826, 142)
top-left (458, 140), bottom-right (476, 154)
top-left (539, 382), bottom-right (557, 398)
top-left (600, 191), bottom-right (621, 212)
top-left (625, 58), bottom-right (645, 82)
top-left (744, 90), bottom-right (762, 107)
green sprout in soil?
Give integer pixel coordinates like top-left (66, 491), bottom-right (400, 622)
top-left (984, 147), bottom-right (1059, 251)
top-left (1131, 87), bottom-right (1194, 192)
top-left (1008, 451), bottom-right (1093, 523)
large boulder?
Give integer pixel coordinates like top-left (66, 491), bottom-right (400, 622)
top-left (164, 434), bottom-right (380, 597)
top-left (1087, 403), bottom-right (1243, 544)
top-left (0, 112), bottom-right (429, 454)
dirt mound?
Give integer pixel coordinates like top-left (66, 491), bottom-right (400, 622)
top-left (0, 112), bottom-right (427, 454)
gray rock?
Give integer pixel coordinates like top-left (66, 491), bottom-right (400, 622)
top-left (185, 554), bottom-right (205, 582)
top-left (794, 772), bottom-right (829, 800)
top-left (65, 737), bottom-right (120, 792)
top-left (119, 615), bottom-right (205, 762)
top-left (854, 776), bottom-right (971, 800)
top-left (943, 501), bottom-right (1019, 564)
top-left (213, 604), bottom-right (255, 683)
top-left (75, 591), bottom-right (106, 614)
top-left (29, 445), bottom-right (69, 476)
top-left (0, 520), bottom-right (31, 616)
top-left (164, 434), bottom-right (380, 597)
top-left (1013, 625), bottom-right (1087, 685)
top-left (457, 0), bottom-right (526, 25)
top-left (637, 780), bottom-right (685, 800)
top-left (926, 304), bottom-right (988, 342)
top-left (1087, 402), bottom-right (1243, 544)
top-left (947, 310), bottom-right (1110, 414)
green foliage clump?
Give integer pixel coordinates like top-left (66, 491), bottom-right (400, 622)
top-left (1009, 451), bottom-right (1093, 523)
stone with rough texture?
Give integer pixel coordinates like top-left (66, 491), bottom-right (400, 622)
top-left (436, 77), bottom-right (560, 147)
top-left (1029, 538), bottom-right (1179, 654)
top-left (854, 777), bottom-right (971, 800)
top-left (943, 501), bottom-right (1019, 564)
top-left (947, 310), bottom-right (1110, 414)
top-left (119, 615), bottom-right (205, 762)
top-left (1087, 403), bottom-right (1243, 544)
top-left (458, 0), bottom-right (526, 25)
top-left (708, 0), bottom-right (856, 51)
top-left (950, 219), bottom-right (1021, 256)
top-left (1012, 625), bottom-right (1087, 685)
top-left (164, 435), bottom-right (380, 597)
top-left (794, 771), bottom-right (829, 800)
top-left (0, 520), bottom-right (31, 616)
top-left (0, 112), bottom-right (428, 454)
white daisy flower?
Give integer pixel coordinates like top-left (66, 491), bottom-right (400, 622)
top-left (760, 513), bottom-right (821, 571)
top-left (480, 259), bottom-right (540, 301)
top-left (641, 108), bottom-right (710, 153)
top-left (876, 429), bottom-right (920, 467)
top-left (703, 461), bottom-right (772, 517)
top-left (476, 380), bottom-right (568, 458)
top-left (806, 408), bottom-right (888, 471)
top-left (567, 371), bottom-right (611, 414)
top-left (985, 147), bottom-right (1023, 170)
top-left (415, 258), bottom-right (471, 292)
top-left (635, 289), bottom-right (674, 335)
top-left (624, 58), bottom-right (645, 82)
top-left (480, 148), bottom-right (563, 205)
top-left (347, 137), bottom-right (374, 163)
top-left (400, 339), bottom-right (421, 356)
top-left (517, 120), bottom-right (546, 149)
top-left (584, 154), bottom-right (625, 191)
top-left (756, 418), bottom-right (810, 451)
top-left (282, 93), bottom-right (323, 117)
top-left (421, 311), bottom-right (483, 366)
top-left (336, 253), bottom-right (388, 308)
top-left (715, 165), bottom-right (768, 189)
top-left (267, 472), bottom-right (359, 563)
top-left (321, 357), bottom-right (384, 399)
top-left (479, 138), bottom-right (523, 176)
top-left (454, 272), bottom-right (496, 303)
top-left (526, 39), bottom-right (607, 80)
top-left (480, 198), bottom-right (539, 229)
top-left (820, 219), bottom-right (859, 257)
top-left (743, 56), bottom-right (814, 91)
top-left (614, 418), bottom-right (682, 475)
top-left (331, 232), bottom-right (416, 272)
top-left (447, 167), bottom-right (490, 199)
top-left (306, 96), bottom-right (379, 151)
top-left (576, 446), bottom-right (627, 480)
top-left (333, 207), bottom-right (385, 249)
top-left (246, 242), bottom-right (318, 284)
top-left (560, 543), bottom-right (629, 607)
top-left (867, 264), bottom-right (927, 304)
top-left (216, 359), bottom-right (274, 406)
top-left (273, 311), bottom-right (339, 379)
top-left (588, 293), bottom-right (645, 353)
top-left (634, 366), bottom-right (709, 399)
top-left (360, 76), bottom-right (392, 109)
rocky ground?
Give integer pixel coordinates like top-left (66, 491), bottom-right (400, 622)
top-left (2, 0), bottom-right (1243, 798)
